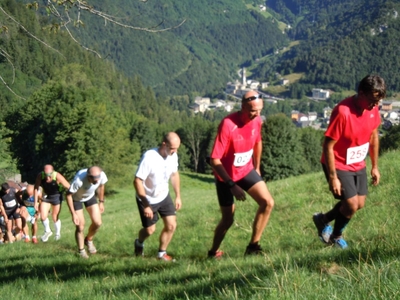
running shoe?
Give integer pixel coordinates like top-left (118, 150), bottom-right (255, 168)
top-left (41, 231), bottom-right (53, 242)
top-left (55, 235), bottom-right (61, 241)
top-left (32, 237), bottom-right (38, 244)
top-left (330, 236), bottom-right (348, 249)
top-left (244, 243), bottom-right (263, 256)
top-left (208, 250), bottom-right (224, 259)
top-left (84, 237), bottom-right (97, 254)
top-left (134, 239), bottom-right (144, 256)
top-left (312, 213), bottom-right (333, 244)
top-left (158, 253), bottom-right (173, 261)
top-left (79, 249), bottom-right (89, 259)
top-left (24, 237), bottom-right (30, 243)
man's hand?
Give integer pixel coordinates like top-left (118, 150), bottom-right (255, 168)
top-left (143, 206), bottom-right (153, 219)
top-left (371, 167), bottom-right (380, 186)
top-left (72, 213), bottom-right (80, 226)
top-left (175, 197), bottom-right (182, 211)
top-left (329, 177), bottom-right (342, 196)
top-left (99, 202), bottom-right (105, 214)
top-left (231, 185), bottom-right (246, 201)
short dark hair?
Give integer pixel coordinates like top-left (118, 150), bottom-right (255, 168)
top-left (1, 182), bottom-right (10, 192)
top-left (358, 75), bottom-right (386, 99)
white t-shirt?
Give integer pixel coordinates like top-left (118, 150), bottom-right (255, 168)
top-left (135, 148), bottom-right (178, 204)
top-left (68, 169), bottom-right (108, 202)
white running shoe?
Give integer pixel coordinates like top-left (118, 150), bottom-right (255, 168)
top-left (79, 249), bottom-right (89, 259)
top-left (41, 231), bottom-right (53, 242)
top-left (55, 235), bottom-right (61, 241)
top-left (84, 237), bottom-right (97, 254)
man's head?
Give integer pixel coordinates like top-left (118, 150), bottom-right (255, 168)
top-left (241, 90), bottom-right (264, 123)
top-left (43, 164), bottom-right (54, 178)
top-left (87, 166), bottom-right (102, 184)
top-left (26, 184), bottom-right (35, 197)
top-left (1, 182), bottom-right (10, 194)
top-left (160, 132), bottom-right (181, 158)
top-left (357, 75), bottom-right (386, 111)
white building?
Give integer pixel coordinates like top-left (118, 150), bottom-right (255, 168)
top-left (312, 88), bottom-right (330, 100)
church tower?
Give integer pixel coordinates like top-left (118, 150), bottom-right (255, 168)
top-left (242, 67), bottom-right (246, 86)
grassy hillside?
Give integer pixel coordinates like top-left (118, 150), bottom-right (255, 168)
top-left (1, 150), bottom-right (400, 299)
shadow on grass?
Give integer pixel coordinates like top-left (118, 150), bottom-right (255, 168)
top-left (1, 245), bottom-right (399, 299)
top-left (181, 172), bottom-right (215, 184)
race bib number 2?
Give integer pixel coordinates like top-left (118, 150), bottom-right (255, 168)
top-left (233, 149), bottom-right (253, 167)
top-left (346, 142), bottom-right (369, 165)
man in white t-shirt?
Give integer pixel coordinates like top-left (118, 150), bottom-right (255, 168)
top-left (133, 132), bottom-right (182, 261)
top-left (66, 166), bottom-right (108, 258)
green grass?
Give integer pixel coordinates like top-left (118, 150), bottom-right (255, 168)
top-left (2, 151), bottom-right (400, 299)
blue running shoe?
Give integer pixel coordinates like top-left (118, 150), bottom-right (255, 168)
top-left (312, 213), bottom-right (332, 244)
top-left (330, 236), bottom-right (348, 249)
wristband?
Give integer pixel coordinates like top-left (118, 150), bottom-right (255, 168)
top-left (225, 179), bottom-right (236, 188)
top-left (99, 200), bottom-right (105, 203)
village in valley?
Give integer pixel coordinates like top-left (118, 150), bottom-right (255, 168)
top-left (189, 67), bottom-right (400, 131)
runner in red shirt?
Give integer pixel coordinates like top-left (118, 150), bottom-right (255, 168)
top-left (313, 75), bottom-right (386, 249)
top-left (207, 90), bottom-right (275, 258)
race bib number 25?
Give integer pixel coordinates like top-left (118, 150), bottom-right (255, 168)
top-left (233, 149), bottom-right (253, 167)
top-left (346, 142), bottom-right (369, 165)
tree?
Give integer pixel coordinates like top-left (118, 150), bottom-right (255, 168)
top-left (177, 116), bottom-right (213, 173)
top-left (261, 113), bottom-right (306, 181)
top-left (0, 121), bottom-right (17, 181)
top-left (298, 127), bottom-right (324, 173)
top-left (6, 64), bottom-right (138, 187)
top-left (380, 125), bottom-right (400, 154)
top-left (0, 0), bottom-right (185, 98)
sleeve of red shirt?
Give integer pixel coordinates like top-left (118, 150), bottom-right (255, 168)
top-left (211, 118), bottom-right (231, 159)
top-left (325, 106), bottom-right (345, 142)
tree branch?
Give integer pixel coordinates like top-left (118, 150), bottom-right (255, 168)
top-left (0, 6), bottom-right (65, 58)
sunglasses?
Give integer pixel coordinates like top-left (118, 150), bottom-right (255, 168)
top-left (244, 94), bottom-right (263, 102)
top-left (88, 175), bottom-right (101, 180)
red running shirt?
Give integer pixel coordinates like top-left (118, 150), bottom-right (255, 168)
top-left (211, 111), bottom-right (262, 181)
top-left (321, 96), bottom-right (381, 171)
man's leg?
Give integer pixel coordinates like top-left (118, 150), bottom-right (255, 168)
top-left (6, 219), bottom-right (14, 243)
top-left (138, 224), bottom-right (156, 243)
top-left (331, 195), bottom-right (365, 239)
top-left (52, 203), bottom-right (62, 239)
top-left (85, 203), bottom-right (102, 241)
top-left (247, 181), bottom-right (274, 244)
top-left (74, 208), bottom-right (86, 250)
top-left (209, 204), bottom-right (235, 253)
top-left (40, 201), bottom-right (53, 241)
top-left (159, 215), bottom-right (177, 252)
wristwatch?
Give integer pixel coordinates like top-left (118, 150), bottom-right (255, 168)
top-left (225, 179), bottom-right (236, 188)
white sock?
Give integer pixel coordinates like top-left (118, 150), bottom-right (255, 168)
top-left (158, 251), bottom-right (166, 258)
top-left (54, 220), bottom-right (61, 236)
top-left (42, 218), bottom-right (51, 233)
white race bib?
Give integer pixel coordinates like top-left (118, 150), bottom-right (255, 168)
top-left (233, 149), bottom-right (253, 167)
top-left (346, 142), bottom-right (369, 165)
top-left (5, 199), bottom-right (17, 208)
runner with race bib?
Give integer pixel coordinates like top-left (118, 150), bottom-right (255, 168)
top-left (313, 75), bottom-right (385, 249)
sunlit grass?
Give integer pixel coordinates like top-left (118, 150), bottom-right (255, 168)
top-left (1, 151), bottom-right (400, 299)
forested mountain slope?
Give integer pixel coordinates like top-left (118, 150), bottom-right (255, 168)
top-left (64, 0), bottom-right (288, 96)
top-left (254, 0), bottom-right (400, 96)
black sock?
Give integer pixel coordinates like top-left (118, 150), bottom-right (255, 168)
top-left (248, 242), bottom-right (260, 248)
top-left (332, 212), bottom-right (350, 237)
top-left (325, 202), bottom-right (342, 223)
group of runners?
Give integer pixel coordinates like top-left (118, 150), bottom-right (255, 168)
top-left (0, 165), bottom-right (107, 258)
top-left (1, 74), bottom-right (385, 260)
top-left (132, 74), bottom-right (385, 260)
